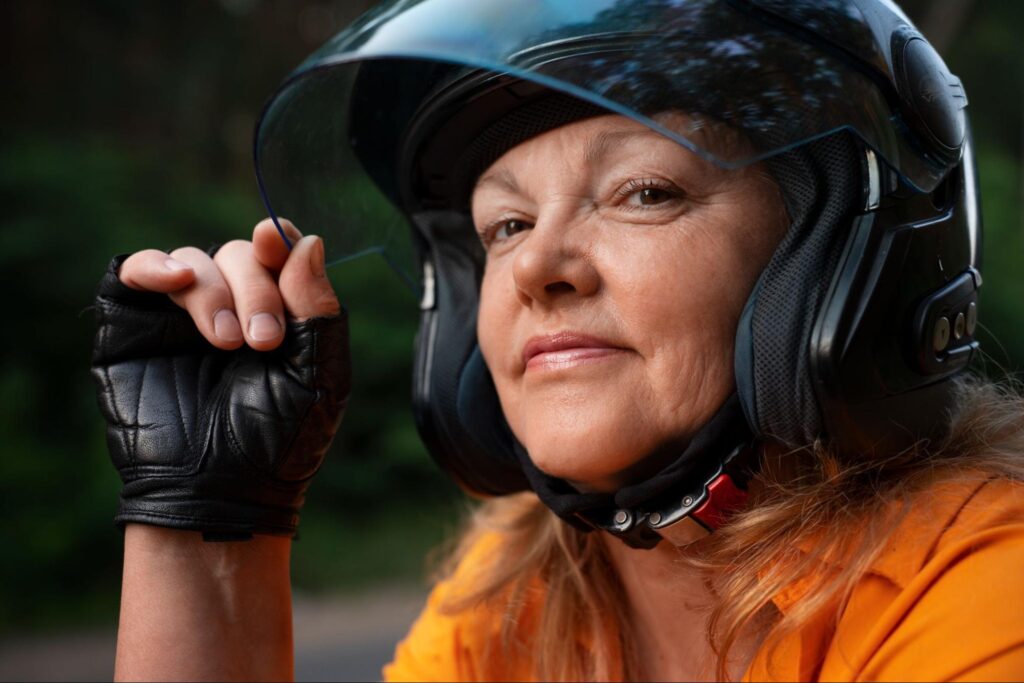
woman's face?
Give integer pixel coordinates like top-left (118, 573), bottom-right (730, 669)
top-left (472, 113), bottom-right (787, 492)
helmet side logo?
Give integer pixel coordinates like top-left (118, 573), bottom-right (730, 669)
top-left (917, 75), bottom-right (941, 104)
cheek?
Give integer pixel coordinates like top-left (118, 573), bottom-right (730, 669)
top-left (625, 244), bottom-right (734, 382)
top-left (476, 264), bottom-right (533, 445)
top-left (476, 263), bottom-right (520, 402)
top-left (476, 268), bottom-right (504, 368)
top-left (615, 223), bottom-right (749, 341)
top-left (613, 221), bottom-right (767, 421)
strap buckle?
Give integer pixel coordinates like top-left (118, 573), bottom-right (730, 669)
top-left (575, 465), bottom-right (750, 549)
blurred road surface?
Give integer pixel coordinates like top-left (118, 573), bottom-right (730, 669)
top-left (0, 585), bottom-right (427, 682)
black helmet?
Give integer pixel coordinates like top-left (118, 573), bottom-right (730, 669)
top-left (254, 0), bottom-right (981, 548)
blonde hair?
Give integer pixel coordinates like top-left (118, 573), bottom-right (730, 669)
top-left (435, 375), bottom-right (1024, 681)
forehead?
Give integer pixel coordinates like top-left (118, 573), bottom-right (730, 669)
top-left (472, 110), bottom-right (751, 191)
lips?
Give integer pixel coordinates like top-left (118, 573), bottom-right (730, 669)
top-left (521, 332), bottom-right (628, 371)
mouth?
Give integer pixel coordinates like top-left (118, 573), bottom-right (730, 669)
top-left (521, 332), bottom-right (629, 372)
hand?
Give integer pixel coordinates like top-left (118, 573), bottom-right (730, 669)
top-left (91, 219), bottom-right (350, 539)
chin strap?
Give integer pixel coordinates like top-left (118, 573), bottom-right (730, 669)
top-left (514, 394), bottom-right (759, 549)
top-left (574, 445), bottom-right (754, 549)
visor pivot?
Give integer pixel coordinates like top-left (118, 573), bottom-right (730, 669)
top-left (894, 32), bottom-right (968, 165)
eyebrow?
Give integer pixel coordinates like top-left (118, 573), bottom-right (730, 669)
top-left (474, 128), bottom-right (660, 196)
top-left (472, 119), bottom-right (747, 198)
top-left (474, 166), bottom-right (520, 195)
top-left (583, 128), bottom-right (655, 166)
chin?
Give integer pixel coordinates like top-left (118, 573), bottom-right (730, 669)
top-left (519, 417), bottom-right (659, 493)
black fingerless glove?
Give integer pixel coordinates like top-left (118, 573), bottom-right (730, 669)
top-left (91, 255), bottom-right (351, 539)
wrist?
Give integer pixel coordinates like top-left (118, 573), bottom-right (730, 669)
top-left (124, 523), bottom-right (291, 569)
top-left (117, 525), bottom-right (294, 681)
top-left (122, 524), bottom-right (292, 627)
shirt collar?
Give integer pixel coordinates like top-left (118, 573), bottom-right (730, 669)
top-left (762, 474), bottom-right (992, 613)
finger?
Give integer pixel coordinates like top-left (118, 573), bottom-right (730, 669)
top-left (214, 240), bottom-right (287, 351)
top-left (252, 218), bottom-right (302, 273)
top-left (278, 235), bottom-right (341, 322)
top-left (118, 249), bottom-right (196, 293)
top-left (166, 247), bottom-right (245, 350)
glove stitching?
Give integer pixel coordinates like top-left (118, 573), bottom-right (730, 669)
top-left (134, 354), bottom-right (156, 477)
top-left (310, 320), bottom-right (321, 401)
top-left (263, 363), bottom-right (283, 428)
top-left (170, 354), bottom-right (195, 460)
top-left (98, 303), bottom-right (135, 470)
top-left (223, 398), bottom-right (271, 481)
top-left (198, 357), bottom-right (228, 472)
top-left (221, 401), bottom-right (308, 493)
top-left (218, 343), bottom-right (318, 484)
top-left (197, 354), bottom-right (214, 464)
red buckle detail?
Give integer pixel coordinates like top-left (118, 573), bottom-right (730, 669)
top-left (691, 473), bottom-right (748, 530)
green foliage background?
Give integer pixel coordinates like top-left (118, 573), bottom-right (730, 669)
top-left (0, 0), bottom-right (1020, 634)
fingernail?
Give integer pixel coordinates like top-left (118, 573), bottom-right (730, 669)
top-left (310, 236), bottom-right (325, 278)
top-left (213, 309), bottom-right (243, 343)
top-left (164, 258), bottom-right (192, 272)
top-left (249, 312), bottom-right (282, 342)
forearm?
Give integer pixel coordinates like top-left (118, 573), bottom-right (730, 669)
top-left (115, 524), bottom-right (294, 682)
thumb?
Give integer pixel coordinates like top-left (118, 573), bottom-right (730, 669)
top-left (278, 235), bottom-right (341, 321)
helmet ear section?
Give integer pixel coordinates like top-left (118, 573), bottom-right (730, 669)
top-left (410, 210), bottom-right (529, 497)
top-left (733, 122), bottom-right (980, 457)
top-left (456, 347), bottom-right (522, 476)
top-left (735, 132), bottom-right (867, 448)
top-left (809, 132), bottom-right (981, 458)
top-left (734, 276), bottom-right (763, 438)
top-left (803, 11), bottom-right (976, 456)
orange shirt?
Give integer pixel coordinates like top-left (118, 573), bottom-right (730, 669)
top-left (383, 477), bottom-right (1024, 681)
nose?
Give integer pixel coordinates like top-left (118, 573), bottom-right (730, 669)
top-left (512, 215), bottom-right (600, 307)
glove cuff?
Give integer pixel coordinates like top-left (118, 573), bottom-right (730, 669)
top-left (115, 497), bottom-right (300, 538)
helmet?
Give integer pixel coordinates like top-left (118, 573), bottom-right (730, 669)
top-left (254, 0), bottom-right (981, 548)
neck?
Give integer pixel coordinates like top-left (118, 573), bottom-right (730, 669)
top-left (601, 527), bottom-right (777, 681)
top-left (603, 534), bottom-right (719, 679)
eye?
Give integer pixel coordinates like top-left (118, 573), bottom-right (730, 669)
top-left (495, 218), bottom-right (530, 240)
top-left (480, 216), bottom-right (532, 247)
top-left (637, 186), bottom-right (673, 205)
top-left (617, 178), bottom-right (682, 208)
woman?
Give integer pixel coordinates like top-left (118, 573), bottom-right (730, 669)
top-left (91, 0), bottom-right (1024, 680)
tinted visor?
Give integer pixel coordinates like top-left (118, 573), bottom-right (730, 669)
top-left (255, 0), bottom-right (939, 290)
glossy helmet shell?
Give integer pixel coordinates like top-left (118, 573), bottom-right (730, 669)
top-left (261, 0), bottom-right (981, 496)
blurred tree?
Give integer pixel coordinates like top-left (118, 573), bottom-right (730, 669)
top-left (917, 0), bottom-right (975, 52)
top-left (0, 0), bottom-right (458, 634)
